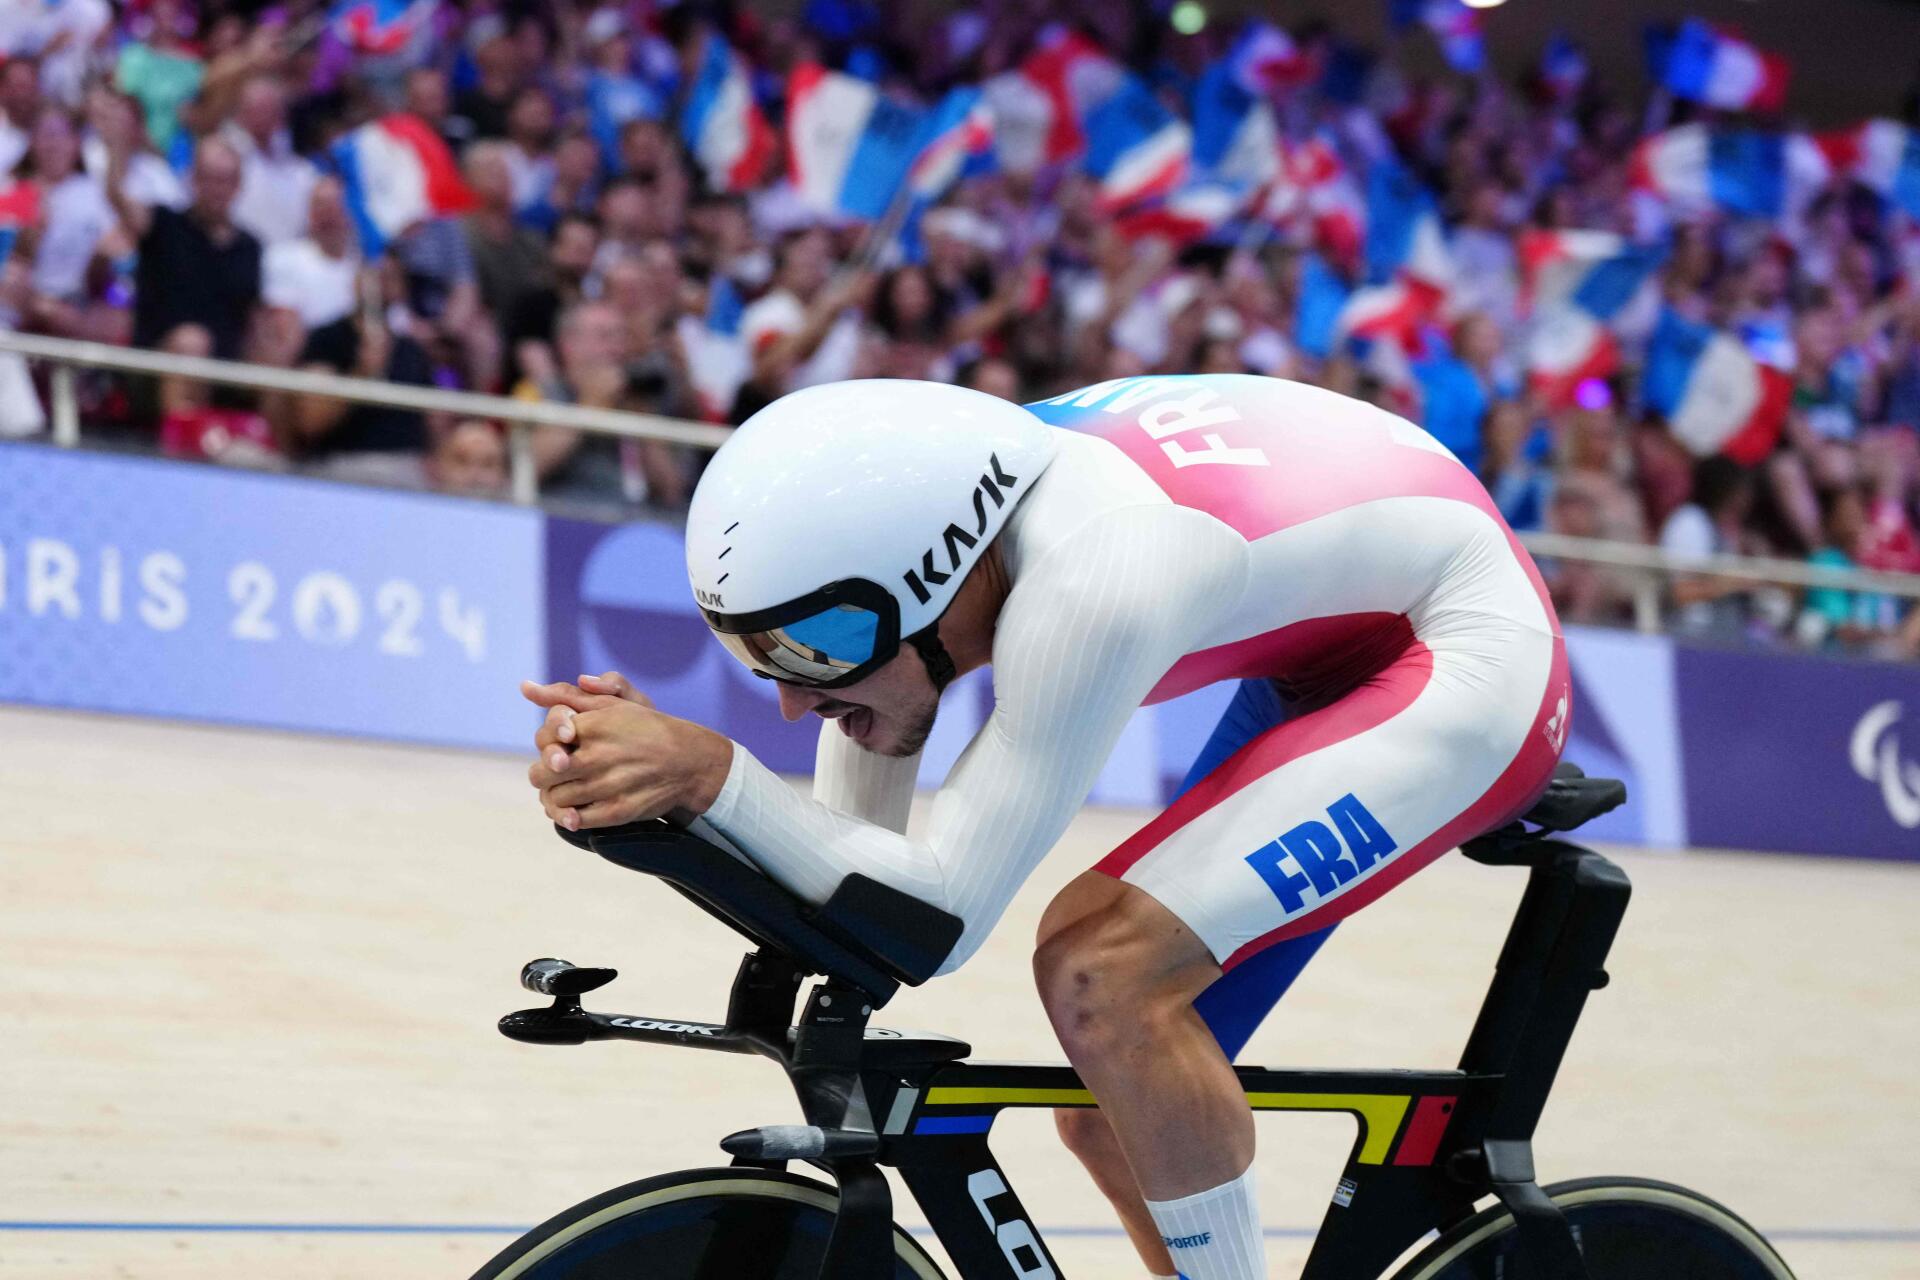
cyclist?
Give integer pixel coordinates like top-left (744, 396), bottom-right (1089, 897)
top-left (523, 374), bottom-right (1569, 1280)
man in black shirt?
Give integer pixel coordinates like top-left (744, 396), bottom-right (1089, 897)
top-left (110, 138), bottom-right (262, 359)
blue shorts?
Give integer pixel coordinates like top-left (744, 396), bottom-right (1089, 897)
top-left (1183, 679), bottom-right (1336, 1062)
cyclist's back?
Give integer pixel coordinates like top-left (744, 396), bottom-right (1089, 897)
top-left (695, 372), bottom-right (1567, 973)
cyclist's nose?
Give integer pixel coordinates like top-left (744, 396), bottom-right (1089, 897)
top-left (775, 682), bottom-right (821, 722)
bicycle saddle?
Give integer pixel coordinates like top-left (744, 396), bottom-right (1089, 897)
top-left (1461, 763), bottom-right (1627, 866)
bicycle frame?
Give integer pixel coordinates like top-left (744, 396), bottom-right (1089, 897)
top-left (500, 832), bottom-right (1630, 1280)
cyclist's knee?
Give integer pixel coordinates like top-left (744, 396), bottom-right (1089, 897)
top-left (1032, 897), bottom-right (1209, 1058)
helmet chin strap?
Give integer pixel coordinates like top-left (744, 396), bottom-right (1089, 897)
top-left (905, 627), bottom-right (957, 693)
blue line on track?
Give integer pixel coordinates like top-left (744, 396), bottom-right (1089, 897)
top-left (2, 1221), bottom-right (1916, 1242)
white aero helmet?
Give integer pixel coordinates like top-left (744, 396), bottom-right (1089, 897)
top-left (686, 379), bottom-right (1058, 689)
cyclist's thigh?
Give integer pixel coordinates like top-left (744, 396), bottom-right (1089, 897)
top-left (1097, 627), bottom-right (1567, 972)
top-left (1171, 678), bottom-right (1337, 1061)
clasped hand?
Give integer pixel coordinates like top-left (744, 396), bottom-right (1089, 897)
top-left (520, 672), bottom-right (732, 831)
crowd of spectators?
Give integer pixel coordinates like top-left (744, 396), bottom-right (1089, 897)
top-left (2, 0), bottom-right (1920, 658)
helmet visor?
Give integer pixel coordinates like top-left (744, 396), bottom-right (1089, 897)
top-left (703, 579), bottom-right (901, 689)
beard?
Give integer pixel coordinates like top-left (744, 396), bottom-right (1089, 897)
top-left (868, 691), bottom-right (939, 758)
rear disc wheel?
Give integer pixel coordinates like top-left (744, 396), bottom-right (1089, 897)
top-left (1389, 1176), bottom-right (1795, 1280)
top-left (471, 1166), bottom-right (947, 1280)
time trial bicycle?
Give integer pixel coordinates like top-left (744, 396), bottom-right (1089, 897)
top-left (473, 765), bottom-right (1795, 1280)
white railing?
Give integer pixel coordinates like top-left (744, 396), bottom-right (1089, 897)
top-left (5, 328), bottom-right (1920, 635)
top-left (0, 329), bottom-right (733, 506)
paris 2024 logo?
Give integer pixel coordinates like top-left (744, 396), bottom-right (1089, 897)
top-left (1850, 701), bottom-right (1920, 830)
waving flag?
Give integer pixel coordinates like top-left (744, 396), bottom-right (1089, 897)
top-left (1518, 230), bottom-right (1665, 407)
top-left (680, 32), bottom-right (775, 193)
top-left (1651, 20), bottom-right (1789, 114)
top-left (1519, 230), bottom-right (1664, 317)
top-left (1816, 120), bottom-right (1920, 219)
top-left (0, 179), bottom-right (39, 263)
top-left (907, 88), bottom-right (995, 200)
top-left (786, 64), bottom-right (929, 219)
top-left (1227, 23), bottom-right (1317, 96)
top-left (679, 276), bottom-right (749, 422)
top-left (1294, 253), bottom-right (1350, 360)
top-left (1018, 26), bottom-right (1125, 166)
top-left (1364, 159), bottom-right (1451, 289)
top-left (330, 0), bottom-right (437, 56)
top-left (1082, 76), bottom-right (1191, 211)
top-left (1391, 0), bottom-right (1484, 74)
top-left (1338, 276), bottom-right (1445, 348)
top-left (328, 114), bottom-right (474, 253)
top-left (1192, 47), bottom-right (1280, 186)
top-left (1644, 308), bottom-right (1790, 464)
top-left (1630, 124), bottom-right (1828, 219)
top-left (1113, 179), bottom-right (1249, 245)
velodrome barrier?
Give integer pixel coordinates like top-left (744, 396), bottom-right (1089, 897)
top-left (3, 442), bottom-right (1915, 859)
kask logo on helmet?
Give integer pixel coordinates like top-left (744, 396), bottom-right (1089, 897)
top-left (901, 453), bottom-right (1020, 606)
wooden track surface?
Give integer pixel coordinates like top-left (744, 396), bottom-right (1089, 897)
top-left (2, 705), bottom-right (1915, 1278)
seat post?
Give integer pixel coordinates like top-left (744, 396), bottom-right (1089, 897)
top-left (1457, 843), bottom-right (1632, 1138)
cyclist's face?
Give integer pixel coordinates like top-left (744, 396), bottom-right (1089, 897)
top-left (772, 649), bottom-right (938, 759)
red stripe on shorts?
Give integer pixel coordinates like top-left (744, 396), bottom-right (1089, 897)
top-left (1218, 633), bottom-right (1569, 969)
top-left (1095, 637), bottom-right (1435, 880)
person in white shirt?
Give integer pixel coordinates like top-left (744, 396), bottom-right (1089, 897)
top-left (220, 75), bottom-right (316, 247)
top-left (81, 85), bottom-right (185, 212)
top-left (736, 227), bottom-right (869, 405)
top-left (20, 109), bottom-right (113, 306)
top-left (262, 177), bottom-right (361, 330)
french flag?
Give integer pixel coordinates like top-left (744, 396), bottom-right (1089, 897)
top-left (1082, 76), bottom-right (1191, 211)
top-left (1643, 308), bottom-right (1791, 464)
top-left (1391, 0), bottom-right (1484, 74)
top-left (907, 88), bottom-right (995, 200)
top-left (1518, 229), bottom-right (1664, 317)
top-left (0, 179), bottom-right (39, 263)
top-left (1227, 23), bottom-right (1318, 96)
top-left (1293, 252), bottom-right (1350, 360)
top-left (328, 114), bottom-right (474, 253)
top-left (786, 64), bottom-right (929, 220)
top-left (1286, 138), bottom-right (1366, 273)
top-left (1338, 276), bottom-right (1445, 349)
top-left (330, 0), bottom-right (437, 57)
top-left (1019, 26), bottom-right (1124, 166)
top-left (680, 33), bottom-right (775, 194)
top-left (1192, 50), bottom-right (1279, 187)
top-left (1519, 230), bottom-right (1664, 407)
top-left (1525, 309), bottom-right (1620, 407)
top-left (1816, 120), bottom-right (1920, 219)
top-left (1630, 124), bottom-right (1827, 219)
top-left (1113, 179), bottom-right (1249, 245)
top-left (679, 276), bottom-right (748, 422)
top-left (1364, 159), bottom-right (1451, 290)
top-left (1653, 20), bottom-right (1789, 114)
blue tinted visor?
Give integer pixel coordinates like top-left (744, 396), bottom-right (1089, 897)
top-left (703, 579), bottom-right (901, 689)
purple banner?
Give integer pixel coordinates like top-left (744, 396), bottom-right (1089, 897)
top-left (1677, 643), bottom-right (1920, 860)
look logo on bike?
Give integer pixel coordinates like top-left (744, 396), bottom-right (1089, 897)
top-left (522, 373), bottom-right (1569, 1280)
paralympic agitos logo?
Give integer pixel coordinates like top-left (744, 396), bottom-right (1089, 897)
top-left (1843, 702), bottom-right (1920, 832)
top-left (1850, 701), bottom-right (1920, 830)
top-left (901, 454), bottom-right (1020, 605)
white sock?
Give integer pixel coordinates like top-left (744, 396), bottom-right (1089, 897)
top-left (1144, 1164), bottom-right (1265, 1280)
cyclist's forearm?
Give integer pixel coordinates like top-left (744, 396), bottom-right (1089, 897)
top-left (703, 741), bottom-right (954, 908)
